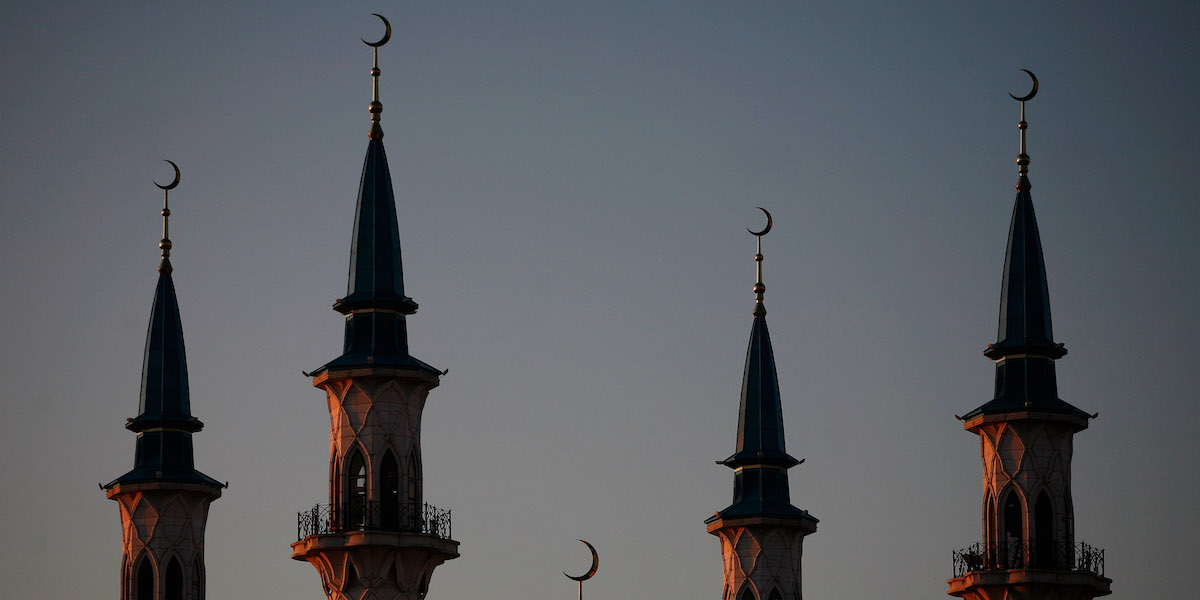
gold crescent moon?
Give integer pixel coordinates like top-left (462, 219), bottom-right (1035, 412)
top-left (154, 160), bottom-right (180, 190)
top-left (1009, 69), bottom-right (1038, 102)
top-left (363, 13), bottom-right (391, 47)
top-left (747, 206), bottom-right (773, 236)
top-left (563, 539), bottom-right (598, 582)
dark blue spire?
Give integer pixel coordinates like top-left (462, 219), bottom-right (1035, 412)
top-left (106, 253), bottom-right (221, 489)
top-left (313, 40), bottom-right (438, 377)
top-left (963, 92), bottom-right (1088, 422)
top-left (711, 221), bottom-right (812, 522)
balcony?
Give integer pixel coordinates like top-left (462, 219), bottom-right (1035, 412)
top-left (952, 540), bottom-right (1105, 578)
top-left (296, 500), bottom-right (452, 542)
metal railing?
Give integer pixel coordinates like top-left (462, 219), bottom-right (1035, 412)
top-left (297, 499), bottom-right (453, 541)
top-left (952, 540), bottom-right (1104, 577)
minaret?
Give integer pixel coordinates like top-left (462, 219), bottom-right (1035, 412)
top-left (706, 210), bottom-right (818, 600)
top-left (104, 162), bottom-right (224, 600)
top-left (947, 71), bottom-right (1111, 600)
top-left (291, 15), bottom-right (459, 600)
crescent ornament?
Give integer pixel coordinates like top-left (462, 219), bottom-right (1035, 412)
top-left (154, 160), bottom-right (180, 190)
top-left (747, 206), bottom-right (773, 236)
top-left (363, 13), bottom-right (392, 47)
top-left (1009, 69), bottom-right (1038, 102)
top-left (563, 539), bottom-right (599, 582)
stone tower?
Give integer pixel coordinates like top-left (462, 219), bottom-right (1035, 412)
top-left (104, 163), bottom-right (225, 600)
top-left (291, 15), bottom-right (459, 600)
top-left (947, 72), bottom-right (1111, 600)
top-left (706, 214), bottom-right (818, 600)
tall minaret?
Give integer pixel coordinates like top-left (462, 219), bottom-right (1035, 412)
top-left (291, 15), bottom-right (459, 600)
top-left (706, 210), bottom-right (818, 600)
top-left (104, 162), bottom-right (224, 600)
top-left (947, 72), bottom-right (1111, 600)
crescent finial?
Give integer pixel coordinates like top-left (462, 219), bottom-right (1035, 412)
top-left (1009, 69), bottom-right (1038, 102)
top-left (563, 539), bottom-right (599, 582)
top-left (747, 206), bottom-right (773, 237)
top-left (363, 13), bottom-right (392, 47)
top-left (154, 160), bottom-right (181, 190)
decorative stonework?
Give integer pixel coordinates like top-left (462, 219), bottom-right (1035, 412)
top-left (294, 367), bottom-right (458, 600)
top-left (709, 517), bottom-right (815, 600)
top-left (107, 481), bottom-right (221, 600)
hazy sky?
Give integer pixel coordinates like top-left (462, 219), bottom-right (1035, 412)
top-left (2, 2), bottom-right (1198, 599)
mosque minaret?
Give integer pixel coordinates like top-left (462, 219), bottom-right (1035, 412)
top-left (290, 15), bottom-right (459, 600)
top-left (947, 71), bottom-right (1112, 600)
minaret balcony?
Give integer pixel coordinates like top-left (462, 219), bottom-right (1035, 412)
top-left (951, 540), bottom-right (1105, 577)
top-left (296, 500), bottom-right (453, 542)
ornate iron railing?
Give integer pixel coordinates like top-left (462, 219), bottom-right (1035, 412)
top-left (952, 540), bottom-right (1104, 577)
top-left (297, 500), bottom-right (453, 541)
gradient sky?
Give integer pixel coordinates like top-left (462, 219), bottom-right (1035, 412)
top-left (2, 2), bottom-right (1198, 599)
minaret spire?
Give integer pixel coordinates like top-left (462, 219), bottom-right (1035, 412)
top-left (707, 209), bottom-right (816, 600)
top-left (105, 161), bottom-right (222, 600)
top-left (315, 13), bottom-right (437, 376)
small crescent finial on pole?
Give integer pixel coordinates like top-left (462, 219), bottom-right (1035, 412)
top-left (363, 14), bottom-right (391, 140)
top-left (1009, 69), bottom-right (1038, 192)
top-left (747, 207), bottom-right (772, 317)
top-left (153, 160), bottom-right (180, 274)
top-left (563, 539), bottom-right (598, 600)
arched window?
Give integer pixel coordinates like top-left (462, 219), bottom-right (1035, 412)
top-left (767, 588), bottom-right (783, 600)
top-left (1001, 488), bottom-right (1024, 568)
top-left (381, 451), bottom-right (400, 530)
top-left (166, 557), bottom-right (184, 600)
top-left (191, 556), bottom-right (203, 600)
top-left (136, 556), bottom-right (155, 600)
top-left (1034, 490), bottom-right (1054, 568)
top-left (347, 450), bottom-right (368, 529)
top-left (739, 585), bottom-right (756, 600)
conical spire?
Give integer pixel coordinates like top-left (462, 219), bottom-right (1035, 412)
top-left (106, 163), bottom-right (221, 488)
top-left (964, 73), bottom-right (1087, 421)
top-left (713, 210), bottom-right (810, 519)
top-left (317, 15), bottom-right (437, 376)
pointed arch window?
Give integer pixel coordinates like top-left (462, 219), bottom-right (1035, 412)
top-left (347, 450), bottom-right (368, 529)
top-left (1001, 488), bottom-right (1025, 568)
top-left (767, 588), bottom-right (782, 600)
top-left (136, 556), bottom-right (155, 600)
top-left (739, 586), bottom-right (756, 600)
top-left (381, 451), bottom-right (400, 530)
top-left (166, 557), bottom-right (184, 600)
top-left (191, 556), bottom-right (203, 600)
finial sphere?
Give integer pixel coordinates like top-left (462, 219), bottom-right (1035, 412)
top-left (154, 160), bottom-right (181, 190)
top-left (362, 13), bottom-right (392, 47)
top-left (747, 207), bottom-right (773, 237)
top-left (1009, 69), bottom-right (1038, 102)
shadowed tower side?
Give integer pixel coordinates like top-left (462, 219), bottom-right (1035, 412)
top-left (947, 71), bottom-right (1111, 600)
top-left (291, 15), bottom-right (459, 600)
top-left (706, 210), bottom-right (818, 600)
top-left (104, 163), bottom-right (224, 600)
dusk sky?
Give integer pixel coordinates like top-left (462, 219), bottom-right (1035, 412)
top-left (2, 3), bottom-right (1198, 599)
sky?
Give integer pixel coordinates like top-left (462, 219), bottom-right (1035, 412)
top-left (2, 2), bottom-right (1198, 599)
